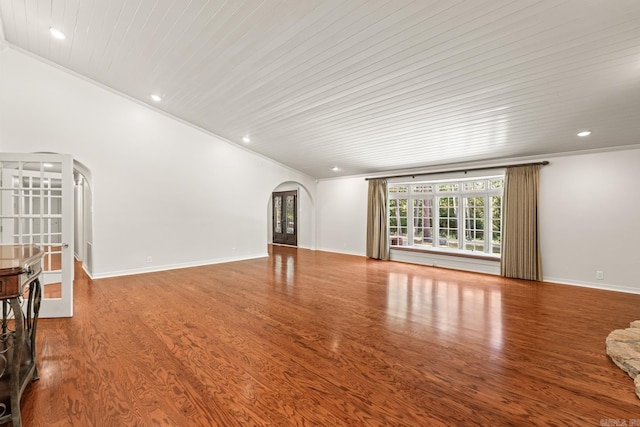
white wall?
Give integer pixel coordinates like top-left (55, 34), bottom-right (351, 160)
top-left (0, 48), bottom-right (316, 278)
top-left (316, 147), bottom-right (640, 294)
top-left (539, 149), bottom-right (640, 293)
top-left (316, 176), bottom-right (368, 255)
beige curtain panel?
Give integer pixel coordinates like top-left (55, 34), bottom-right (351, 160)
top-left (500, 165), bottom-right (542, 280)
top-left (366, 179), bottom-right (389, 260)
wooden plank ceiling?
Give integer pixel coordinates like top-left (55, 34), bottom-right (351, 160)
top-left (1, 0), bottom-right (639, 178)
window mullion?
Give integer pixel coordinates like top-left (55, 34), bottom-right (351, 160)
top-left (456, 195), bottom-right (462, 250)
top-left (464, 194), bottom-right (469, 252)
top-left (407, 196), bottom-right (413, 247)
top-left (484, 195), bottom-right (490, 254)
top-left (434, 197), bottom-right (440, 248)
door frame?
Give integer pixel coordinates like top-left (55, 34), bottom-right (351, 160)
top-left (272, 190), bottom-right (297, 246)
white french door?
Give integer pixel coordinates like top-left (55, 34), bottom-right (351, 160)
top-left (0, 153), bottom-right (73, 318)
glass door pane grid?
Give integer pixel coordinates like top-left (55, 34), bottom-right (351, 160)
top-left (285, 196), bottom-right (294, 234)
top-left (1, 162), bottom-right (62, 272)
top-left (274, 196), bottom-right (282, 234)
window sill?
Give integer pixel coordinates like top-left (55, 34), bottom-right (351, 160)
top-left (390, 246), bottom-right (501, 262)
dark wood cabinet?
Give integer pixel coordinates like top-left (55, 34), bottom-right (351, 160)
top-left (0, 245), bottom-right (43, 427)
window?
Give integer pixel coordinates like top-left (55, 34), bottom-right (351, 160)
top-left (388, 198), bottom-right (407, 246)
top-left (388, 176), bottom-right (504, 256)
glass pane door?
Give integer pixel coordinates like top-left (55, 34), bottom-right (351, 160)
top-left (0, 154), bottom-right (73, 317)
top-left (272, 190), bottom-right (297, 246)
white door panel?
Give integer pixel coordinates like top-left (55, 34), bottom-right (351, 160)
top-left (0, 154), bottom-right (73, 318)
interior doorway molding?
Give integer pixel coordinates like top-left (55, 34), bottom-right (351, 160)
top-left (72, 158), bottom-right (94, 277)
top-left (268, 181), bottom-right (315, 251)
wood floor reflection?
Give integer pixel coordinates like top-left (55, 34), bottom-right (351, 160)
top-left (20, 246), bottom-right (640, 426)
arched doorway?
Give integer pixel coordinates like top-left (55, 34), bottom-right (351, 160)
top-left (272, 190), bottom-right (298, 246)
top-left (268, 182), bottom-right (315, 250)
top-left (73, 159), bottom-right (94, 276)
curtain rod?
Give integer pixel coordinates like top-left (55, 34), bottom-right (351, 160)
top-left (365, 161), bottom-right (549, 181)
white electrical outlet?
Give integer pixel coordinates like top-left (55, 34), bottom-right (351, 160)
top-left (147, 256), bottom-right (153, 263)
top-left (596, 270), bottom-right (604, 280)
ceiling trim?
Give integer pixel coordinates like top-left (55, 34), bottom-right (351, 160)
top-left (3, 44), bottom-right (315, 181)
top-left (365, 161), bottom-right (549, 181)
top-left (317, 143), bottom-right (640, 183)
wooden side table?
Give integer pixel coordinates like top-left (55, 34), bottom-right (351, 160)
top-left (0, 245), bottom-right (44, 427)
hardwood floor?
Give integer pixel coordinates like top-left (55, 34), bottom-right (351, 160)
top-left (18, 245), bottom-right (640, 426)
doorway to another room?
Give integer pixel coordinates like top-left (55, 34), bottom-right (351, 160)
top-left (272, 190), bottom-right (297, 246)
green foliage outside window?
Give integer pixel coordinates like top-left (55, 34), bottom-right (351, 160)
top-left (388, 177), bottom-right (504, 254)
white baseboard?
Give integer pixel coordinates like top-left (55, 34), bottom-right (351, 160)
top-left (315, 247), bottom-right (366, 257)
top-left (82, 263), bottom-right (94, 280)
top-left (92, 252), bottom-right (269, 279)
top-left (88, 250), bottom-right (640, 296)
top-left (542, 276), bottom-right (640, 295)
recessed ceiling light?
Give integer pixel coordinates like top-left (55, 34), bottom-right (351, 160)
top-left (242, 136), bottom-right (251, 143)
top-left (43, 163), bottom-right (53, 168)
top-left (150, 94), bottom-right (162, 102)
top-left (331, 166), bottom-right (340, 172)
top-left (577, 130), bottom-right (591, 137)
top-left (49, 27), bottom-right (66, 40)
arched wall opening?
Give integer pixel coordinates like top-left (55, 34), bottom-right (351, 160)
top-left (32, 153), bottom-right (94, 277)
top-left (267, 181), bottom-right (315, 251)
top-left (73, 158), bottom-right (94, 277)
